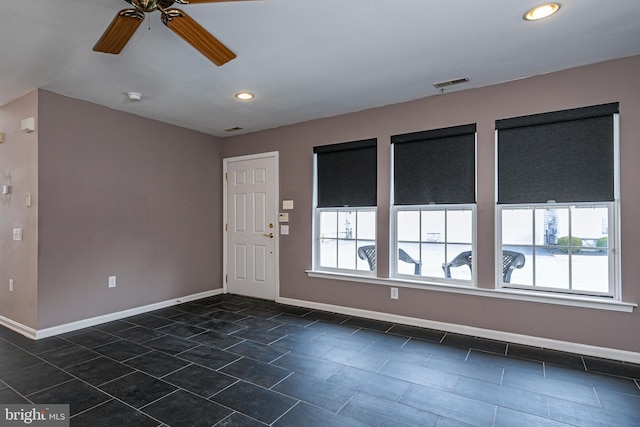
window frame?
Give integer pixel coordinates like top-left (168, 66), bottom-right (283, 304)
top-left (391, 204), bottom-right (477, 285)
top-left (494, 111), bottom-right (621, 299)
top-left (314, 207), bottom-right (377, 275)
top-left (496, 202), bottom-right (618, 297)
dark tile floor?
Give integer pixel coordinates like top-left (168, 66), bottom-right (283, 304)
top-left (1, 294), bottom-right (639, 426)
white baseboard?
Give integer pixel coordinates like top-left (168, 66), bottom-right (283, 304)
top-left (0, 314), bottom-right (38, 340)
top-left (277, 297), bottom-right (640, 364)
top-left (4, 290), bottom-right (636, 364)
top-left (0, 288), bottom-right (223, 340)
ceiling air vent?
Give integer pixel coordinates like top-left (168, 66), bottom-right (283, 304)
top-left (433, 77), bottom-right (469, 89)
top-left (224, 126), bottom-right (243, 132)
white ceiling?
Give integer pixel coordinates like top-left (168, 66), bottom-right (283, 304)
top-left (1, 0), bottom-right (639, 137)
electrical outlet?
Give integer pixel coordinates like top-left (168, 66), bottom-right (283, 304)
top-left (108, 276), bottom-right (116, 288)
top-left (9, 279), bottom-right (14, 292)
top-left (390, 287), bottom-right (398, 300)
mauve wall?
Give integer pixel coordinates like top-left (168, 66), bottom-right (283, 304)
top-left (222, 55), bottom-right (640, 353)
top-left (0, 90), bottom-right (39, 329)
top-left (37, 90), bottom-right (223, 329)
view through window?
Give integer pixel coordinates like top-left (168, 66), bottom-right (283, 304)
top-left (318, 209), bottom-right (376, 271)
top-left (396, 207), bottom-right (474, 279)
top-left (500, 204), bottom-right (612, 294)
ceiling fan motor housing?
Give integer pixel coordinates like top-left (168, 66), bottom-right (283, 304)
top-left (129, 0), bottom-right (175, 13)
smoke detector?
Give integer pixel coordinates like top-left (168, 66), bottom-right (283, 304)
top-left (127, 92), bottom-right (143, 101)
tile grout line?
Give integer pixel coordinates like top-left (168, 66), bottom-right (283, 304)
top-left (137, 388), bottom-right (182, 411)
top-left (491, 404), bottom-right (498, 427)
top-left (208, 379), bottom-right (241, 400)
top-left (268, 400), bottom-right (301, 426)
top-left (592, 387), bottom-right (603, 409)
top-left (269, 371), bottom-right (295, 390)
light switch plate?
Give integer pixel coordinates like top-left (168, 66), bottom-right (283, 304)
top-left (282, 200), bottom-right (294, 210)
top-left (12, 228), bottom-right (23, 241)
top-left (278, 213), bottom-right (289, 222)
top-left (281, 225), bottom-right (289, 235)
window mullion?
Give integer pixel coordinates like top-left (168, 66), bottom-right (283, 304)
top-left (419, 209), bottom-right (424, 266)
top-left (354, 211), bottom-right (359, 270)
top-left (334, 210), bottom-right (339, 268)
top-left (568, 206), bottom-right (573, 290)
top-left (444, 209), bottom-right (448, 268)
top-left (532, 206), bottom-right (537, 288)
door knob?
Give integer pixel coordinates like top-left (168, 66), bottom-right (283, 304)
top-left (263, 232), bottom-right (274, 238)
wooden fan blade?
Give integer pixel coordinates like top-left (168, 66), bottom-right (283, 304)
top-left (162, 9), bottom-right (236, 66)
top-left (93, 9), bottom-right (145, 54)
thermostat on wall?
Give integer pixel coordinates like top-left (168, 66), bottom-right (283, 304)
top-left (278, 213), bottom-right (289, 222)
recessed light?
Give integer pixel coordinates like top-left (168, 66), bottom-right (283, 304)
top-left (523, 3), bottom-right (560, 21)
top-left (235, 92), bottom-right (254, 100)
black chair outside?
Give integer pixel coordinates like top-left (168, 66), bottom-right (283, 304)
top-left (357, 245), bottom-right (422, 275)
top-left (442, 250), bottom-right (525, 283)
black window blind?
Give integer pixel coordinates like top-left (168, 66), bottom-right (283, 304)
top-left (392, 124), bottom-right (476, 205)
top-left (314, 138), bottom-right (377, 208)
top-left (496, 102), bottom-right (618, 204)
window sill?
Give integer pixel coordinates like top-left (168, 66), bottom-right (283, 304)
top-left (305, 270), bottom-right (636, 313)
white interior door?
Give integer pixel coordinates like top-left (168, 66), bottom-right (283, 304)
top-left (225, 153), bottom-right (278, 300)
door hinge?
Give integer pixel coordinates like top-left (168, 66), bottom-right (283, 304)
top-left (225, 274), bottom-right (228, 283)
top-left (225, 223), bottom-right (228, 231)
top-left (225, 172), bottom-right (228, 181)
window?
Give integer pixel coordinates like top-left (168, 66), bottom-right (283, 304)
top-left (314, 139), bottom-right (377, 273)
top-left (500, 204), bottom-right (613, 294)
top-left (317, 209), bottom-right (376, 271)
top-left (391, 124), bottom-right (476, 282)
top-left (496, 102), bottom-right (619, 297)
top-left (396, 206), bottom-right (474, 279)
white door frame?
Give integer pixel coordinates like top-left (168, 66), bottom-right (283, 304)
top-left (223, 151), bottom-right (279, 300)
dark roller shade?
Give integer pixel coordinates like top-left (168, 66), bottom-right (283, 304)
top-left (314, 138), bottom-right (377, 207)
top-left (497, 103), bottom-right (618, 204)
top-left (392, 124), bottom-right (476, 205)
top-left (496, 102), bottom-right (619, 130)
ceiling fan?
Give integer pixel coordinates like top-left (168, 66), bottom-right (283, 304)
top-left (93, 0), bottom-right (246, 66)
